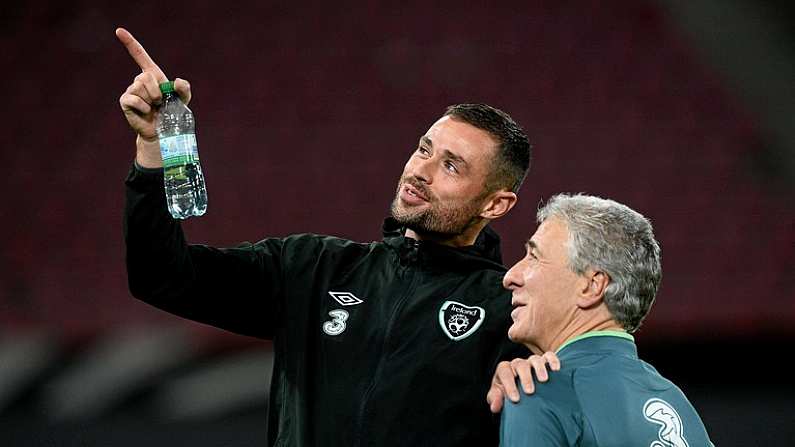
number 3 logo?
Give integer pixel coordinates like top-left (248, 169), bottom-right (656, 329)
top-left (323, 309), bottom-right (349, 336)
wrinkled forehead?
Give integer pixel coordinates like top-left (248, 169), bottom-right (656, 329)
top-left (531, 217), bottom-right (572, 262)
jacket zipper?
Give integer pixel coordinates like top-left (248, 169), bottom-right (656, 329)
top-left (352, 239), bottom-right (421, 446)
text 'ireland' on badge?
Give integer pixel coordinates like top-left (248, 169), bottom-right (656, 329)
top-left (438, 300), bottom-right (485, 341)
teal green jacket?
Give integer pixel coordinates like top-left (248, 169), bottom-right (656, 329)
top-left (500, 331), bottom-right (713, 446)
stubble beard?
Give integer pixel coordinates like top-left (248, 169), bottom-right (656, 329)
top-left (390, 180), bottom-right (485, 237)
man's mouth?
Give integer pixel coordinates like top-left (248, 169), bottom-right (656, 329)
top-left (400, 182), bottom-right (430, 204)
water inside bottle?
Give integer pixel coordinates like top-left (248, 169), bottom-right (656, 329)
top-left (164, 162), bottom-right (207, 219)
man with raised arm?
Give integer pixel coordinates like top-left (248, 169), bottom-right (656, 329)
top-left (500, 194), bottom-right (713, 446)
top-left (117, 27), bottom-right (547, 446)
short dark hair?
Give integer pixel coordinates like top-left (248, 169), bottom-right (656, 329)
top-left (444, 103), bottom-right (531, 193)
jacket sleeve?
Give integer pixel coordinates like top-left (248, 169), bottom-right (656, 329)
top-left (123, 164), bottom-right (284, 339)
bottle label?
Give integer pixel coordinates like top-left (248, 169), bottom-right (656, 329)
top-left (159, 134), bottom-right (199, 168)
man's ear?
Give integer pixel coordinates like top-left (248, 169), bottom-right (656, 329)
top-left (480, 190), bottom-right (517, 220)
top-left (576, 269), bottom-right (610, 309)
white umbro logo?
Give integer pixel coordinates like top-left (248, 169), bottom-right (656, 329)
top-left (328, 291), bottom-right (364, 306)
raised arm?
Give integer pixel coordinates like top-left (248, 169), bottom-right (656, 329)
top-left (118, 27), bottom-right (283, 338)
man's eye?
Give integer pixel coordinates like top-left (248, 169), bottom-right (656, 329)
top-left (444, 161), bottom-right (458, 173)
top-left (417, 146), bottom-right (430, 155)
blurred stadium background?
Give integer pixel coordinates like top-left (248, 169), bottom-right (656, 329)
top-left (1, 0), bottom-right (793, 445)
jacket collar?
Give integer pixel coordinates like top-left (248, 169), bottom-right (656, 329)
top-left (381, 217), bottom-right (505, 271)
top-left (557, 332), bottom-right (638, 360)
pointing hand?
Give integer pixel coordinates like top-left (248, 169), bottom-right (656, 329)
top-left (116, 28), bottom-right (191, 141)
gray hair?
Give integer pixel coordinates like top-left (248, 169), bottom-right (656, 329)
top-left (537, 194), bottom-right (662, 333)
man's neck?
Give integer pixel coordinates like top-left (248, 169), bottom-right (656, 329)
top-left (540, 318), bottom-right (625, 354)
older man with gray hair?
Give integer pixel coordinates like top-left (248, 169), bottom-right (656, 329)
top-left (500, 193), bottom-right (713, 446)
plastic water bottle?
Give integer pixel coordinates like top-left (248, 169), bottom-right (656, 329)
top-left (156, 81), bottom-right (207, 219)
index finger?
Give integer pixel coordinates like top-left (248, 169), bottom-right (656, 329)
top-left (115, 27), bottom-right (168, 82)
top-left (486, 388), bottom-right (505, 414)
top-left (498, 361), bottom-right (521, 402)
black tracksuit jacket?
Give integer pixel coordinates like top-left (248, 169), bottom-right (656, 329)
top-left (124, 165), bottom-right (527, 446)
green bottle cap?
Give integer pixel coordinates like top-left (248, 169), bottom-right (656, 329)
top-left (159, 81), bottom-right (175, 94)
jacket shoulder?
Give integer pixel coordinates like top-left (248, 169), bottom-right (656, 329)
top-left (270, 233), bottom-right (388, 271)
top-left (568, 353), bottom-right (711, 445)
top-left (281, 233), bottom-right (382, 252)
top-left (503, 368), bottom-right (582, 445)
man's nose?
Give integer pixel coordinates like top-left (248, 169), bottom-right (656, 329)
top-left (503, 263), bottom-right (521, 290)
top-left (409, 157), bottom-right (433, 184)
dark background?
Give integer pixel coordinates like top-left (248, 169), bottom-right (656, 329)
top-left (1, 0), bottom-right (793, 445)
